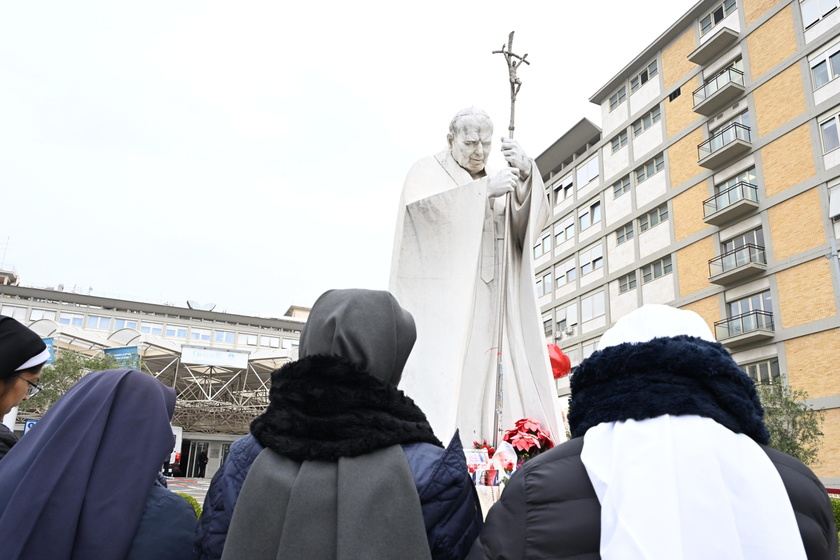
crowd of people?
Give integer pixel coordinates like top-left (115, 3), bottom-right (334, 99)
top-left (0, 292), bottom-right (837, 559)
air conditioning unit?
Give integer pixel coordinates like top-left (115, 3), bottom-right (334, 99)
top-left (564, 326), bottom-right (575, 336)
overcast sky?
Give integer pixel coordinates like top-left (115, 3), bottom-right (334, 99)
top-left (0, 0), bottom-right (698, 317)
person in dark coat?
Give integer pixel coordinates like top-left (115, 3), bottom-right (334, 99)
top-left (468, 304), bottom-right (838, 560)
top-left (0, 369), bottom-right (196, 560)
top-left (197, 449), bottom-right (208, 477)
top-left (0, 315), bottom-right (50, 460)
top-left (193, 289), bottom-right (483, 560)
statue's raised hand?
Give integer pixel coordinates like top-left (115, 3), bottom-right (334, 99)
top-left (487, 167), bottom-right (518, 199)
top-left (500, 138), bottom-right (532, 180)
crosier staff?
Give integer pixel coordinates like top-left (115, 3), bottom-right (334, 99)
top-left (491, 31), bottom-right (529, 447)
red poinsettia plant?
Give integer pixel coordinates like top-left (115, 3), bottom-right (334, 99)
top-left (503, 418), bottom-right (554, 466)
top-left (472, 439), bottom-right (495, 458)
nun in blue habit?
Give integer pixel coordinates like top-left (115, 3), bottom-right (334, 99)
top-left (0, 369), bottom-right (196, 560)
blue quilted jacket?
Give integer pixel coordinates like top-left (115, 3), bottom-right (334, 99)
top-left (193, 433), bottom-right (483, 560)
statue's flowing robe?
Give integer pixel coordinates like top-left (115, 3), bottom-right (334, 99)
top-left (390, 149), bottom-right (561, 445)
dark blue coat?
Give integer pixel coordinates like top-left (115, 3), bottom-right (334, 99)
top-left (128, 485), bottom-right (197, 560)
top-left (193, 434), bottom-right (482, 560)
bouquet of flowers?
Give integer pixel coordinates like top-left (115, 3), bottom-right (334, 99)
top-left (502, 418), bottom-right (555, 467)
top-left (473, 439), bottom-right (495, 458)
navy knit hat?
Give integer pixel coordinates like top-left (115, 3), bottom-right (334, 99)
top-left (0, 315), bottom-right (49, 381)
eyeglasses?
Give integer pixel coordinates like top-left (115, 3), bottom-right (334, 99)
top-left (17, 376), bottom-right (43, 399)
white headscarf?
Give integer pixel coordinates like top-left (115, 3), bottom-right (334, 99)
top-left (579, 305), bottom-right (807, 560)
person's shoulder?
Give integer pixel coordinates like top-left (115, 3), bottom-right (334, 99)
top-left (760, 444), bottom-right (827, 495)
top-left (126, 487), bottom-right (195, 560)
top-left (405, 151), bottom-right (446, 177)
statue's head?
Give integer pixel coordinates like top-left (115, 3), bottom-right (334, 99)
top-left (447, 107), bottom-right (493, 177)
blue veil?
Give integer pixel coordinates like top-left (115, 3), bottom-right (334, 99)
top-left (0, 369), bottom-right (176, 559)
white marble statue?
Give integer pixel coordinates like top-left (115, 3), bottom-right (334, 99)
top-left (389, 107), bottom-right (561, 446)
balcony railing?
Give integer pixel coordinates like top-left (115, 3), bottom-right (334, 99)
top-left (715, 310), bottom-right (774, 343)
top-left (703, 182), bottom-right (758, 216)
top-left (694, 67), bottom-right (745, 105)
top-left (709, 244), bottom-right (766, 275)
top-left (698, 122), bottom-right (751, 169)
top-left (693, 67), bottom-right (745, 116)
top-left (703, 182), bottom-right (759, 225)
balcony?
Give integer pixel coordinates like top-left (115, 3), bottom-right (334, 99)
top-left (698, 122), bottom-right (751, 169)
top-left (703, 182), bottom-right (759, 225)
top-left (708, 244), bottom-right (766, 285)
top-left (688, 26), bottom-right (740, 66)
top-left (693, 67), bottom-right (745, 116)
top-left (715, 310), bottom-right (774, 347)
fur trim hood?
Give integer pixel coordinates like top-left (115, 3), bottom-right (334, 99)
top-left (568, 335), bottom-right (769, 444)
top-left (250, 354), bottom-right (441, 461)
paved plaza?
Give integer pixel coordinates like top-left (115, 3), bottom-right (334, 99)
top-left (166, 477), bottom-right (212, 506)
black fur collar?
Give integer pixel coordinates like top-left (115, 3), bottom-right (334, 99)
top-left (568, 335), bottom-right (769, 444)
top-left (250, 354), bottom-right (442, 461)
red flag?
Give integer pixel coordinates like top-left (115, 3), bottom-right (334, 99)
top-left (547, 344), bottom-right (571, 379)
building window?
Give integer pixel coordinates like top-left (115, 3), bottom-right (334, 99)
top-left (613, 175), bottom-right (631, 199)
top-left (262, 336), bottom-right (281, 348)
top-left (581, 291), bottom-right (606, 322)
top-left (239, 333), bottom-right (258, 346)
top-left (701, 0), bottom-right (737, 35)
top-left (579, 200), bottom-right (602, 231)
top-left (618, 271), bottom-right (637, 293)
top-left (582, 340), bottom-right (600, 360)
top-left (728, 290), bottom-right (772, 317)
top-left (632, 105), bottom-right (662, 137)
top-left (801, 0), bottom-right (840, 29)
top-left (86, 315), bottom-right (112, 330)
top-left (616, 222), bottom-right (635, 245)
top-left (555, 215), bottom-right (575, 245)
top-left (556, 303), bottom-right (578, 331)
top-left (576, 156), bottom-right (600, 186)
top-left (59, 312), bottom-right (84, 327)
top-left (534, 231), bottom-right (552, 259)
top-left (536, 270), bottom-right (553, 297)
top-left (811, 44), bottom-right (840, 89)
top-left (140, 322), bottom-right (163, 336)
top-left (1, 305), bottom-right (27, 321)
top-left (635, 154), bottom-right (665, 184)
top-left (641, 255), bottom-right (673, 283)
top-left (609, 87), bottom-right (627, 111)
top-left (712, 110), bottom-right (750, 137)
top-left (631, 60), bottom-right (659, 93)
top-left (722, 228), bottom-right (764, 254)
top-left (639, 203), bottom-right (669, 232)
top-left (214, 330), bottom-right (235, 343)
top-left (611, 130), bottom-right (629, 153)
top-left (114, 318), bottom-right (139, 330)
top-left (30, 309), bottom-right (56, 322)
top-left (555, 258), bottom-right (577, 287)
top-left (579, 244), bottom-right (604, 276)
top-left (553, 173), bottom-right (574, 205)
top-left (191, 328), bottom-right (211, 341)
top-left (820, 112), bottom-right (840, 152)
top-left (165, 325), bottom-right (188, 338)
top-left (743, 358), bottom-right (780, 385)
top-left (542, 314), bottom-right (553, 336)
top-left (716, 167), bottom-right (757, 194)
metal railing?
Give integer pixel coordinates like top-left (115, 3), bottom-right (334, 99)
top-left (709, 244), bottom-right (766, 276)
top-left (693, 67), bottom-right (745, 106)
top-left (698, 122), bottom-right (751, 160)
top-left (703, 181), bottom-right (758, 216)
top-left (714, 310), bottom-right (774, 340)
